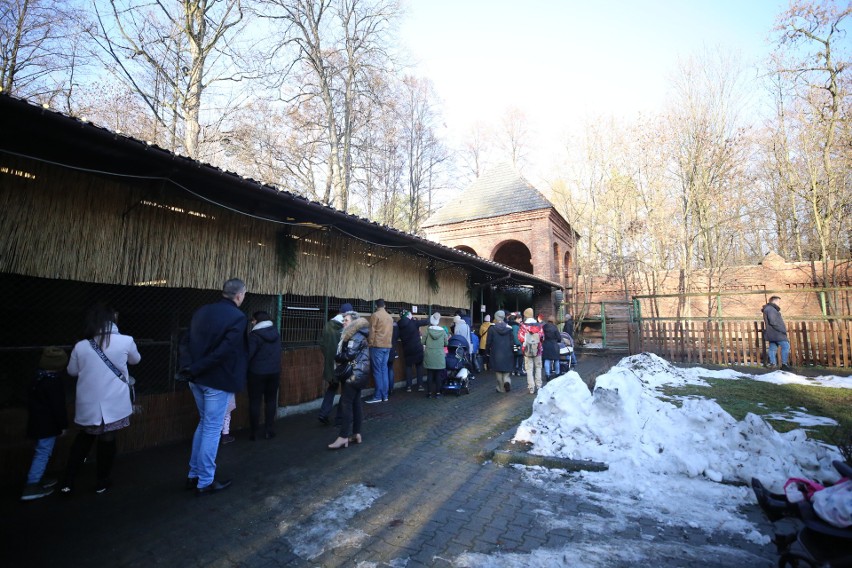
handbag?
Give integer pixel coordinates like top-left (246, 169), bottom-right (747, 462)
top-left (89, 339), bottom-right (136, 403)
top-left (333, 362), bottom-right (354, 382)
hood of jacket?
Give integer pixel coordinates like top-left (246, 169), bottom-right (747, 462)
top-left (426, 326), bottom-right (446, 339)
top-left (252, 324), bottom-right (280, 343)
top-left (341, 317), bottom-right (370, 342)
top-left (492, 321), bottom-right (512, 335)
top-left (762, 303), bottom-right (780, 314)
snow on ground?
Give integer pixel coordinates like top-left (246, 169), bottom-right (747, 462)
top-left (512, 353), bottom-right (847, 550)
top-left (279, 483), bottom-right (385, 560)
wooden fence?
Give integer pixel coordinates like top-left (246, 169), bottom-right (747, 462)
top-left (634, 319), bottom-right (852, 368)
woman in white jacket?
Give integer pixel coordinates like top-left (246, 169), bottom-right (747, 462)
top-left (61, 304), bottom-right (141, 495)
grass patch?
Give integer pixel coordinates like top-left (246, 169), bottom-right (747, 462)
top-left (660, 378), bottom-right (852, 447)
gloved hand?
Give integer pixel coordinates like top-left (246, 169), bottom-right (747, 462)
top-left (175, 367), bottom-right (193, 382)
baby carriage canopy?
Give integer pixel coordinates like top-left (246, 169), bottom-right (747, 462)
top-left (448, 334), bottom-right (470, 352)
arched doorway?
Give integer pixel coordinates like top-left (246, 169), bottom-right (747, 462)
top-left (454, 245), bottom-right (478, 256)
top-left (492, 240), bottom-right (533, 273)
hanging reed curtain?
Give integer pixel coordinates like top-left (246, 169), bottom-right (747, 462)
top-left (0, 157), bottom-right (468, 306)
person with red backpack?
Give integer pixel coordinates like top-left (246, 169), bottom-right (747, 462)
top-left (518, 308), bottom-right (544, 394)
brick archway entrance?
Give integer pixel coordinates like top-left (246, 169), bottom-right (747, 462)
top-left (493, 240), bottom-right (533, 273)
top-left (454, 244), bottom-right (478, 256)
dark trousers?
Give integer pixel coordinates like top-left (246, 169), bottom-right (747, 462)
top-left (319, 382), bottom-right (342, 424)
top-left (63, 430), bottom-right (117, 487)
top-left (405, 362), bottom-right (424, 389)
top-left (425, 369), bottom-right (442, 395)
top-left (247, 372), bottom-right (279, 436)
top-left (338, 382), bottom-right (362, 438)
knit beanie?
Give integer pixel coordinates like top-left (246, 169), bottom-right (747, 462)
top-left (400, 309), bottom-right (411, 319)
top-left (430, 312), bottom-right (441, 326)
top-left (339, 302), bottom-right (354, 313)
top-left (453, 315), bottom-right (461, 324)
top-left (523, 308), bottom-right (534, 320)
top-left (485, 315), bottom-right (491, 322)
top-left (39, 346), bottom-right (68, 371)
top-left (494, 310), bottom-right (505, 321)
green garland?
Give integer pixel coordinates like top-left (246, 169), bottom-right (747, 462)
top-left (275, 228), bottom-right (299, 275)
top-left (428, 261), bottom-right (440, 293)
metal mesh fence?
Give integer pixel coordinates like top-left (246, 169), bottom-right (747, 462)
top-left (0, 272), bottom-right (462, 407)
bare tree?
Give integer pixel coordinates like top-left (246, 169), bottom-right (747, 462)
top-left (0, 0), bottom-right (89, 103)
top-left (88, 0), bottom-right (252, 157)
top-left (259, 0), bottom-right (401, 212)
top-left (459, 120), bottom-right (493, 183)
top-left (499, 106), bottom-right (531, 171)
top-left (768, 0), bottom-right (852, 289)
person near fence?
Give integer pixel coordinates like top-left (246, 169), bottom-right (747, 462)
top-left (328, 310), bottom-right (371, 449)
top-left (508, 313), bottom-right (525, 376)
top-left (318, 304), bottom-right (350, 425)
top-left (21, 347), bottom-right (69, 500)
top-left (762, 295), bottom-right (791, 371)
top-left (61, 304), bottom-right (141, 495)
top-left (542, 315), bottom-right (562, 380)
top-left (398, 309), bottom-right (429, 392)
top-left (452, 314), bottom-right (472, 353)
top-left (423, 312), bottom-right (448, 398)
top-left (478, 315), bottom-right (493, 370)
top-left (247, 310), bottom-right (282, 440)
top-left (562, 313), bottom-right (574, 338)
top-left (367, 299), bottom-right (393, 404)
top-left (181, 278), bottom-right (248, 495)
top-left (387, 316), bottom-right (400, 398)
top-left (220, 394), bottom-right (237, 444)
top-left (519, 308), bottom-right (544, 394)
top-left (486, 311), bottom-right (514, 393)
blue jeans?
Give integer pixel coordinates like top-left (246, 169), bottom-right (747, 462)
top-left (767, 340), bottom-right (790, 365)
top-left (544, 359), bottom-right (559, 378)
top-left (27, 436), bottom-right (56, 484)
top-left (188, 382), bottom-right (230, 488)
top-left (370, 347), bottom-right (391, 400)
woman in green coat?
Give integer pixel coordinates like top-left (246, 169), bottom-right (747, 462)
top-left (422, 312), bottom-right (448, 399)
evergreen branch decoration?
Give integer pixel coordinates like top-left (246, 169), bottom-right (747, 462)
top-left (428, 260), bottom-right (440, 293)
top-left (275, 228), bottom-right (299, 275)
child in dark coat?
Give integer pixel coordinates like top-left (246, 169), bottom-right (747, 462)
top-left (22, 346), bottom-right (69, 500)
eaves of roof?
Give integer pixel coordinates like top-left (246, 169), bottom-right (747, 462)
top-left (0, 95), bottom-right (562, 291)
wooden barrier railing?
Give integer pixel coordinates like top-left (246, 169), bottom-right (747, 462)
top-left (635, 320), bottom-right (852, 368)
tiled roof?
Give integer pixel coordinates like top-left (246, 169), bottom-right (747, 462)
top-left (423, 163), bottom-right (553, 227)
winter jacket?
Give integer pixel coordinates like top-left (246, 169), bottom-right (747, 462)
top-left (26, 370), bottom-right (68, 439)
top-left (185, 298), bottom-right (248, 393)
top-left (389, 320), bottom-right (400, 362)
top-left (453, 319), bottom-right (472, 352)
top-left (542, 322), bottom-right (561, 361)
top-left (562, 316), bottom-right (574, 338)
top-left (368, 306), bottom-right (393, 348)
top-left (422, 326), bottom-right (448, 370)
top-left (67, 324), bottom-right (141, 427)
top-left (338, 317), bottom-right (371, 387)
top-left (248, 321), bottom-right (282, 376)
top-left (321, 316), bottom-right (344, 383)
top-left (762, 303), bottom-right (788, 343)
top-left (486, 322), bottom-right (515, 372)
top-left (478, 322), bottom-right (493, 351)
top-left (398, 315), bottom-right (429, 365)
top-left (518, 319), bottom-right (544, 357)
top-left (510, 321), bottom-right (522, 349)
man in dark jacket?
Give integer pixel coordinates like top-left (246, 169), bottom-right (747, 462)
top-left (247, 311), bottom-right (282, 440)
top-left (762, 296), bottom-right (791, 371)
top-left (184, 278), bottom-right (249, 495)
top-left (398, 309), bottom-right (429, 392)
top-left (486, 311), bottom-right (515, 393)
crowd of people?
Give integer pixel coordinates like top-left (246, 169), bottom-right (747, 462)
top-left (19, 277), bottom-right (577, 500)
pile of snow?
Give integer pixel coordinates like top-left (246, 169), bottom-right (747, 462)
top-left (509, 353), bottom-right (848, 547)
top-left (515, 353), bottom-right (844, 492)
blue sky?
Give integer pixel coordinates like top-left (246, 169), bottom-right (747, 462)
top-left (399, 0), bottom-right (788, 164)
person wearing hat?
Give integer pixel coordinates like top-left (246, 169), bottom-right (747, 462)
top-left (486, 311), bottom-right (515, 393)
top-left (21, 347), bottom-right (69, 500)
top-left (398, 309), bottom-right (430, 392)
top-left (317, 303), bottom-right (353, 425)
top-left (422, 312), bottom-right (448, 398)
top-left (518, 307), bottom-right (544, 394)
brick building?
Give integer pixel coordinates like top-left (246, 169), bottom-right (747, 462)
top-left (423, 163), bottom-right (579, 318)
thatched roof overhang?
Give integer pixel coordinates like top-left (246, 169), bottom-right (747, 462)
top-left (0, 95), bottom-right (561, 294)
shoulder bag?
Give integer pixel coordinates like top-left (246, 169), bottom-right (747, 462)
top-left (89, 339), bottom-right (136, 403)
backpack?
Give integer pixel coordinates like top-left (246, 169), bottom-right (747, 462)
top-left (523, 326), bottom-right (541, 357)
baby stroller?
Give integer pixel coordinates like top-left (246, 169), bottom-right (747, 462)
top-left (558, 332), bottom-right (576, 373)
top-left (442, 334), bottom-right (473, 396)
top-left (752, 460), bottom-right (852, 567)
